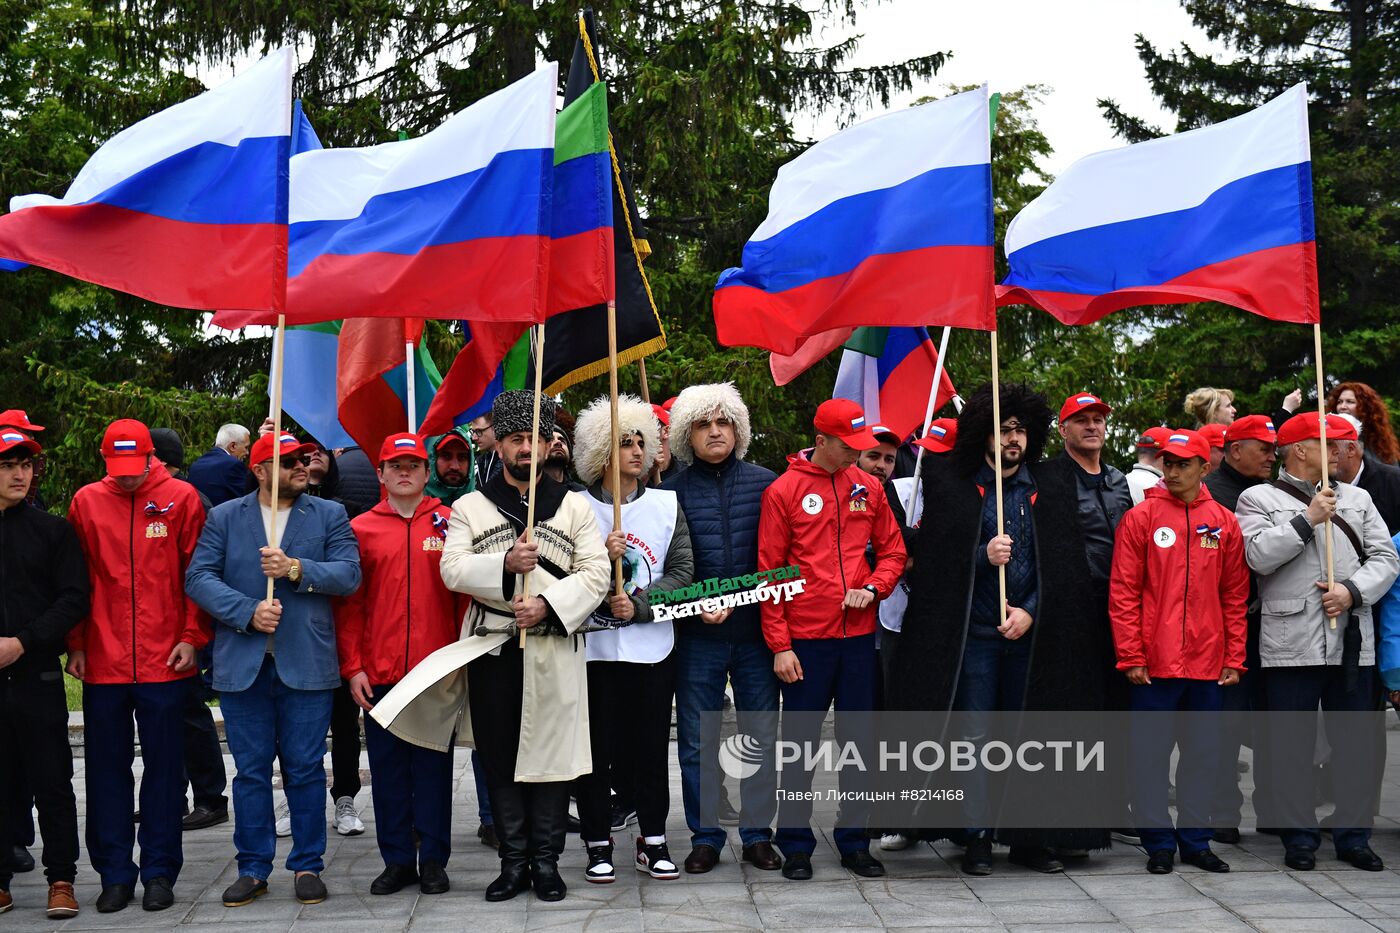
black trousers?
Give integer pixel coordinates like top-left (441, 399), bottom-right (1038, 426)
top-left (182, 675), bottom-right (227, 810)
top-left (576, 653), bottom-right (676, 842)
top-left (0, 672), bottom-right (78, 886)
top-left (468, 641), bottom-right (571, 865)
top-left (328, 680), bottom-right (362, 801)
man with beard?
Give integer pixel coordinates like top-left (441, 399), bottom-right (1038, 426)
top-left (890, 384), bottom-right (1109, 875)
top-left (542, 417), bottom-right (584, 491)
top-left (184, 432), bottom-right (362, 908)
top-left (857, 425), bottom-right (900, 485)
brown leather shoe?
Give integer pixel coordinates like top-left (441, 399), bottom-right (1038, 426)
top-left (684, 844), bottom-right (720, 874)
top-left (742, 841), bottom-right (783, 870)
top-left (0, 888), bottom-right (12, 913)
top-left (46, 881), bottom-right (79, 919)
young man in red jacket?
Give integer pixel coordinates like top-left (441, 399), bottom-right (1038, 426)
top-left (65, 419), bottom-right (207, 913)
top-left (758, 399), bottom-right (905, 881)
top-left (1109, 429), bottom-right (1249, 875)
top-left (336, 433), bottom-right (463, 897)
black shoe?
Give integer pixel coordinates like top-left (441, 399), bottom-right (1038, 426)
top-left (142, 877), bottom-right (175, 911)
top-left (485, 863), bottom-right (532, 902)
top-left (610, 802), bottom-right (636, 833)
top-left (781, 852), bottom-right (813, 880)
top-left (182, 805), bottom-right (229, 831)
top-left (96, 883), bottom-right (134, 913)
top-left (8, 846), bottom-right (33, 874)
top-left (419, 861), bottom-right (450, 894)
top-left (839, 850), bottom-right (886, 878)
top-left (585, 842), bottom-right (616, 883)
top-left (1212, 827), bottom-right (1241, 845)
top-left (477, 823), bottom-right (500, 850)
top-left (221, 876), bottom-right (267, 907)
top-left (717, 792), bottom-right (740, 827)
top-left (1147, 850), bottom-right (1174, 874)
top-left (1256, 826), bottom-right (1282, 836)
top-left (531, 860), bottom-right (567, 901)
top-left (684, 844), bottom-right (720, 874)
top-left (370, 864), bottom-right (418, 895)
top-left (294, 873), bottom-right (327, 905)
top-left (635, 839), bottom-right (680, 880)
top-left (1338, 846), bottom-right (1385, 872)
top-left (1284, 847), bottom-right (1316, 871)
top-left (1182, 848), bottom-right (1230, 873)
top-left (962, 832), bottom-right (993, 876)
top-left (1008, 845), bottom-right (1064, 874)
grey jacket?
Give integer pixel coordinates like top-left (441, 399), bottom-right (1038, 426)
top-left (1236, 471), bottom-right (1400, 668)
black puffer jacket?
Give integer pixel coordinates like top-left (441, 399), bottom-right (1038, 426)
top-left (0, 502), bottom-right (90, 680)
top-left (663, 452), bottom-right (776, 643)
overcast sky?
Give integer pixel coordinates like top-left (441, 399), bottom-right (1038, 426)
top-left (800, 0), bottom-right (1228, 176)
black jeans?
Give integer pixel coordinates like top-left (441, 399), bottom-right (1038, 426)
top-left (0, 671), bottom-right (78, 887)
top-left (182, 674), bottom-right (227, 810)
top-left (576, 653), bottom-right (676, 842)
top-left (328, 680), bottom-right (362, 801)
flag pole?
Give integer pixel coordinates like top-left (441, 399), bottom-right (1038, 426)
top-left (990, 328), bottom-right (1007, 631)
top-left (607, 299), bottom-right (625, 598)
top-left (1313, 321), bottom-right (1336, 629)
top-left (266, 313), bottom-right (288, 602)
top-left (637, 358), bottom-right (652, 404)
top-left (405, 335), bottom-right (418, 433)
top-left (904, 325), bottom-right (952, 517)
top-left (520, 320), bottom-right (548, 648)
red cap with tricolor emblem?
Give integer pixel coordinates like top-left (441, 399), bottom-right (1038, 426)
top-left (0, 409), bottom-right (44, 433)
top-left (814, 399), bottom-right (879, 451)
top-left (101, 419), bottom-right (155, 477)
top-left (1159, 429), bottom-right (1212, 462)
top-left (249, 431), bottom-right (317, 466)
top-left (378, 432), bottom-right (429, 463)
top-left (915, 418), bottom-right (958, 454)
top-left (1223, 415), bottom-right (1277, 445)
top-left (1059, 392), bottom-right (1111, 423)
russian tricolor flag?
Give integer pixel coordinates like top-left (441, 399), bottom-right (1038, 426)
top-left (998, 84), bottom-right (1318, 326)
top-left (713, 87), bottom-right (996, 355)
top-left (0, 48), bottom-right (292, 311)
top-left (832, 327), bottom-right (957, 441)
top-left (264, 64), bottom-right (558, 326)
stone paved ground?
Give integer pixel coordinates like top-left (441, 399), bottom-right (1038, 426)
top-left (11, 738), bottom-right (1400, 931)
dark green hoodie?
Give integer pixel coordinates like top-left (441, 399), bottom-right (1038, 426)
top-left (424, 426), bottom-right (476, 506)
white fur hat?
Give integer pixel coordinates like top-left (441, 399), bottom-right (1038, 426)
top-left (667, 382), bottom-right (752, 465)
top-left (573, 393), bottom-right (661, 485)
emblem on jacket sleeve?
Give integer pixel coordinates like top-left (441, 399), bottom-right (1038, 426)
top-left (1195, 524), bottom-right (1222, 549)
top-left (801, 493), bottom-right (823, 515)
top-left (1153, 527), bottom-right (1176, 549)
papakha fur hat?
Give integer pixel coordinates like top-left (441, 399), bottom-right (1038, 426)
top-left (491, 390), bottom-right (556, 441)
top-left (573, 393), bottom-right (661, 485)
top-left (666, 382), bottom-right (752, 465)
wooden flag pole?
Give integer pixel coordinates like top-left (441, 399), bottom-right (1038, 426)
top-left (521, 321), bottom-right (548, 648)
top-left (904, 325), bottom-right (953, 517)
top-left (990, 328), bottom-right (1007, 631)
top-left (637, 358), bottom-right (652, 404)
top-left (607, 300), bottom-right (625, 598)
top-left (266, 313), bottom-right (288, 602)
top-left (1313, 322), bottom-right (1336, 629)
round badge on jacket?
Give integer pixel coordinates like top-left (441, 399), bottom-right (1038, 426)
top-left (801, 493), bottom-right (823, 515)
top-left (1153, 527), bottom-right (1177, 549)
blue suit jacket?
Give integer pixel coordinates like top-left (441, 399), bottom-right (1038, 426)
top-left (185, 491), bottom-right (361, 692)
top-left (188, 448), bottom-right (251, 507)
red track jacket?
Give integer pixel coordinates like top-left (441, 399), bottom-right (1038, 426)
top-left (758, 451), bottom-right (905, 652)
top-left (66, 465), bottom-right (207, 683)
top-left (1109, 484), bottom-right (1249, 679)
top-left (336, 496), bottom-right (465, 685)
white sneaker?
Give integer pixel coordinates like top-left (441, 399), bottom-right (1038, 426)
top-left (334, 796), bottom-right (365, 836)
top-left (879, 832), bottom-right (913, 851)
top-left (275, 799), bottom-right (292, 838)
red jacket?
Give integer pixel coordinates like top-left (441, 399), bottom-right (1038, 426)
top-left (66, 465), bottom-right (208, 684)
top-left (1109, 484), bottom-right (1249, 679)
top-left (758, 452), bottom-right (906, 652)
top-left (335, 496), bottom-right (465, 685)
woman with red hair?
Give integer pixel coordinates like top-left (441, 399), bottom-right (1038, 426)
top-left (1328, 382), bottom-right (1400, 465)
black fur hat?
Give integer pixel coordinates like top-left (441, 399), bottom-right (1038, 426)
top-left (492, 390), bottom-right (556, 441)
top-left (949, 382), bottom-right (1052, 477)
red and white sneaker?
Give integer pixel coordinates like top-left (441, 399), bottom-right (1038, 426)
top-left (635, 838), bottom-right (680, 880)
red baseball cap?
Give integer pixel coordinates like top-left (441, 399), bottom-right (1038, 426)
top-left (1135, 426), bottom-right (1174, 450)
top-left (0, 429), bottom-right (41, 458)
top-left (662, 396), bottom-right (677, 412)
top-left (1224, 415), bottom-right (1277, 446)
top-left (1059, 392), bottom-right (1112, 423)
top-left (868, 423), bottom-right (900, 446)
top-left (814, 399), bottom-right (879, 450)
top-left (0, 409), bottom-right (44, 433)
top-left (1159, 429), bottom-right (1211, 462)
top-left (1276, 412), bottom-right (1358, 446)
top-left (436, 432), bottom-right (470, 452)
top-left (915, 418), bottom-right (958, 454)
top-left (652, 404), bottom-right (670, 427)
top-left (249, 431), bottom-right (317, 466)
top-left (101, 419), bottom-right (155, 477)
top-left (1198, 423), bottom-right (1227, 449)
top-left (379, 432), bottom-right (428, 463)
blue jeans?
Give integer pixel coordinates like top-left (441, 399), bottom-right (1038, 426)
top-left (220, 656), bottom-right (334, 879)
top-left (675, 637), bottom-right (778, 851)
top-left (84, 680), bottom-right (187, 887)
top-left (952, 631), bottom-right (1031, 832)
top-left (774, 634), bottom-right (876, 857)
top-left (1129, 678), bottom-right (1223, 855)
top-left (365, 685), bottom-right (453, 868)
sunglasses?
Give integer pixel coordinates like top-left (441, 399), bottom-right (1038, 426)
top-left (279, 455), bottom-right (312, 469)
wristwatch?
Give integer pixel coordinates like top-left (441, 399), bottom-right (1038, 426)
top-left (287, 559), bottom-right (302, 583)
top-left (863, 584), bottom-right (878, 598)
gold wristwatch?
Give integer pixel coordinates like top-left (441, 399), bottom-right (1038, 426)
top-left (287, 559), bottom-right (302, 583)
